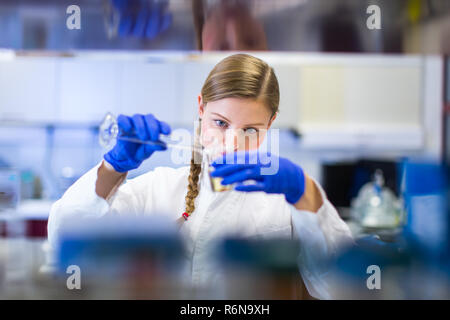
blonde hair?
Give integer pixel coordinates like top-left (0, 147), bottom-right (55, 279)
top-left (176, 53), bottom-right (279, 226)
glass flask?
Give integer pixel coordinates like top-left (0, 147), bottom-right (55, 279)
top-left (351, 169), bottom-right (404, 229)
top-left (98, 112), bottom-right (196, 152)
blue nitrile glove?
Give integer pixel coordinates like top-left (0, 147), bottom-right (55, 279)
top-left (111, 0), bottom-right (172, 39)
top-left (104, 114), bottom-right (171, 172)
top-left (211, 151), bottom-right (306, 205)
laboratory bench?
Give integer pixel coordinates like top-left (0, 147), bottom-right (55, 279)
top-left (0, 237), bottom-right (315, 300)
top-left (0, 199), bottom-right (404, 299)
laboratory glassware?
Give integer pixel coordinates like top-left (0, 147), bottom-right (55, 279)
top-left (99, 113), bottom-right (234, 192)
top-left (99, 112), bottom-right (200, 153)
top-left (204, 149), bottom-right (234, 192)
top-left (351, 169), bottom-right (404, 229)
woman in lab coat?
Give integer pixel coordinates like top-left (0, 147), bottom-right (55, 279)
top-left (48, 53), bottom-right (353, 299)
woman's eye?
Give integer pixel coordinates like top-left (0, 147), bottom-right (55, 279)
top-left (244, 128), bottom-right (258, 134)
top-left (214, 120), bottom-right (228, 128)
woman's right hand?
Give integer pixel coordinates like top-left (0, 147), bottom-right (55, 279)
top-left (104, 114), bottom-right (171, 172)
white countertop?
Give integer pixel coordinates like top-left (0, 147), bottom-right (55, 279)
top-left (0, 199), bottom-right (53, 220)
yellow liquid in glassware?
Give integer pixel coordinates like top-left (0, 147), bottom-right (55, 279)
top-left (205, 144), bottom-right (235, 192)
top-left (208, 165), bottom-right (232, 192)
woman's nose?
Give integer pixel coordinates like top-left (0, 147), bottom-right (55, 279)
top-left (222, 128), bottom-right (235, 150)
top-left (224, 128), bottom-right (246, 151)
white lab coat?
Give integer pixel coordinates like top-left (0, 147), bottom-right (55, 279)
top-left (48, 160), bottom-right (353, 299)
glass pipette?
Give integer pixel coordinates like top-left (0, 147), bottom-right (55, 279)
top-left (98, 112), bottom-right (202, 153)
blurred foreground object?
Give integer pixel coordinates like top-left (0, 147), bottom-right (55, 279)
top-left (217, 238), bottom-right (314, 300)
top-left (2, 0), bottom-right (450, 53)
top-left (54, 215), bottom-right (186, 299)
top-left (328, 160), bottom-right (449, 299)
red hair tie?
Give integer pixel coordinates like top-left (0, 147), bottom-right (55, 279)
top-left (182, 212), bottom-right (189, 221)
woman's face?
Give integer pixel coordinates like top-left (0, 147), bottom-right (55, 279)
top-left (198, 96), bottom-right (276, 156)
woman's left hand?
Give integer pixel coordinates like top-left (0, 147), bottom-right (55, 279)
top-left (211, 151), bottom-right (305, 205)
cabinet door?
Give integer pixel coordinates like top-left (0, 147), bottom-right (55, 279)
top-left (298, 57), bottom-right (423, 150)
top-left (0, 59), bottom-right (57, 122)
top-left (271, 64), bottom-right (300, 129)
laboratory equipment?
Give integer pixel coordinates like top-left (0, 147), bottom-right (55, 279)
top-left (205, 150), bottom-right (233, 192)
top-left (209, 169), bottom-right (233, 192)
top-left (100, 113), bottom-right (233, 192)
top-left (0, 169), bottom-right (20, 211)
top-left (330, 160), bottom-right (450, 299)
top-left (351, 169), bottom-right (404, 230)
top-left (401, 160), bottom-right (449, 258)
top-left (99, 112), bottom-right (200, 152)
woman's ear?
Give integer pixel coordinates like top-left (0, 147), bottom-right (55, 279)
top-left (198, 94), bottom-right (204, 118)
top-left (267, 112), bottom-right (277, 129)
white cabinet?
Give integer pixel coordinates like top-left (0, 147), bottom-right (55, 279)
top-left (271, 64), bottom-right (300, 129)
top-left (297, 55), bottom-right (424, 151)
top-left (178, 62), bottom-right (214, 126)
top-left (0, 59), bottom-right (58, 122)
top-left (58, 60), bottom-right (120, 123)
top-left (119, 62), bottom-right (180, 124)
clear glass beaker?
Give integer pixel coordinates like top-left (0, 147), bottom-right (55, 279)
top-left (204, 147), bottom-right (234, 192)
